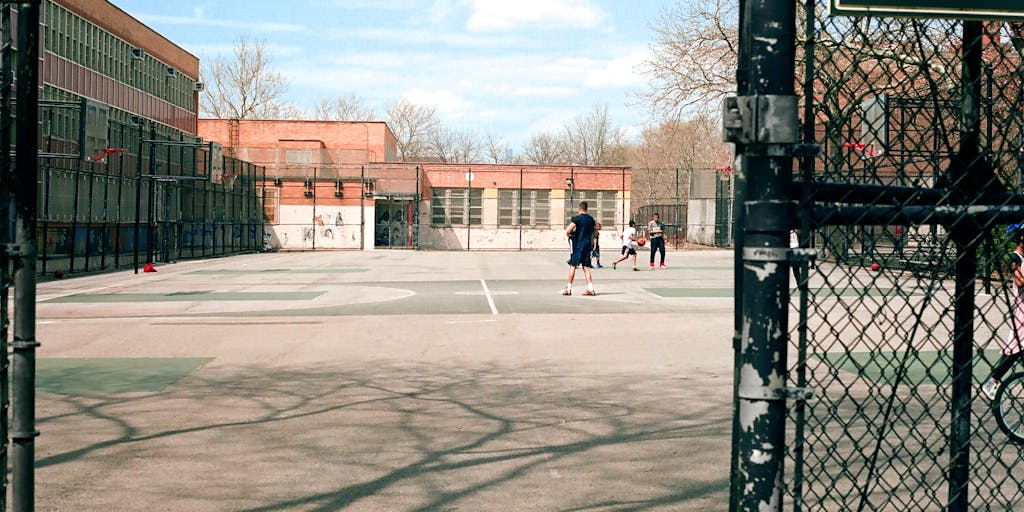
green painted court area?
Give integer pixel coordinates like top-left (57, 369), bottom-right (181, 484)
top-left (189, 268), bottom-right (368, 274)
top-left (646, 287), bottom-right (733, 298)
top-left (43, 291), bottom-right (325, 303)
top-left (816, 349), bottom-right (1002, 387)
top-left (38, 358), bottom-right (213, 394)
top-left (646, 287), bottom-right (910, 298)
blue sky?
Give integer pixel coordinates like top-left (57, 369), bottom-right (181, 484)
top-left (108, 0), bottom-right (672, 148)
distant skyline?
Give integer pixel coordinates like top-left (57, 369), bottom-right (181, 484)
top-left (108, 0), bottom-right (673, 149)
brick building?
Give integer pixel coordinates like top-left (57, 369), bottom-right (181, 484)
top-left (198, 119), bottom-right (632, 251)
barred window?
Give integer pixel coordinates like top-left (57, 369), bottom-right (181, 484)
top-left (431, 187), bottom-right (483, 226)
top-left (498, 189), bottom-right (551, 227)
top-left (568, 190), bottom-right (618, 226)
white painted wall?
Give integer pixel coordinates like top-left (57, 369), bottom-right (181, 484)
top-left (267, 204), bottom-right (364, 250)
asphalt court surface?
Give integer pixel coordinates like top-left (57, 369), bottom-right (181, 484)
top-left (36, 251), bottom-right (735, 318)
top-left (34, 248), bottom-right (739, 511)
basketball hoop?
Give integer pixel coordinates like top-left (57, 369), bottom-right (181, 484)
top-left (92, 147), bottom-right (127, 162)
top-left (220, 173), bottom-right (239, 190)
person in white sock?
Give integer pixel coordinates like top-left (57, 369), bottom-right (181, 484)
top-left (562, 201), bottom-right (597, 296)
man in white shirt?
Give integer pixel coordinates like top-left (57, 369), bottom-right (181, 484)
top-left (612, 220), bottom-right (639, 271)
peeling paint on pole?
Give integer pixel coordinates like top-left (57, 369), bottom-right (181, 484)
top-left (731, 0), bottom-right (798, 509)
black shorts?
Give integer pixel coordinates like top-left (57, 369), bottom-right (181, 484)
top-left (569, 244), bottom-right (593, 268)
top-left (621, 245), bottom-right (636, 256)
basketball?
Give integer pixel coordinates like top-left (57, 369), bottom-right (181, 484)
top-left (637, 237), bottom-right (646, 247)
top-left (870, 262), bottom-right (880, 271)
top-left (53, 268), bottom-right (64, 279)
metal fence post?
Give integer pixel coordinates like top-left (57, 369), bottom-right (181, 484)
top-left (946, 20), bottom-right (985, 512)
top-left (0, 4), bottom-right (13, 510)
top-left (12, 1), bottom-right (41, 510)
top-left (133, 121), bottom-right (143, 273)
top-left (731, 0), bottom-right (797, 509)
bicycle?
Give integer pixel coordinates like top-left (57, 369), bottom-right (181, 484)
top-left (993, 359), bottom-right (1024, 444)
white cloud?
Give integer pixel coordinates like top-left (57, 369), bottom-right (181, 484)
top-left (463, 0), bottom-right (606, 31)
top-left (429, 0), bottom-right (457, 23)
top-left (584, 49), bottom-right (648, 88)
top-left (402, 88), bottom-right (472, 117)
top-left (337, 28), bottom-right (517, 47)
top-left (512, 86), bottom-right (576, 97)
top-left (191, 43), bottom-right (303, 59)
top-left (136, 13), bottom-right (304, 33)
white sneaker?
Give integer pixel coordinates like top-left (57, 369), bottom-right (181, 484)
top-left (982, 378), bottom-right (999, 401)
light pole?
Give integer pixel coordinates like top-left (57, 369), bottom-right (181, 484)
top-left (466, 170), bottom-right (474, 250)
top-left (565, 175), bottom-right (574, 221)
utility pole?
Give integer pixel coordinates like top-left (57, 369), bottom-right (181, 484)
top-left (12, 1), bottom-right (42, 510)
top-left (724, 0), bottom-right (799, 509)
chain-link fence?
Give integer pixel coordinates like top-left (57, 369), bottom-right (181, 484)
top-left (39, 118), bottom-right (265, 276)
top-left (632, 167), bottom-right (735, 248)
top-left (733, 1), bottom-right (1024, 510)
top-left (262, 164), bottom-right (638, 251)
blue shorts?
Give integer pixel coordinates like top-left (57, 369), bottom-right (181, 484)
top-left (568, 244), bottom-right (593, 268)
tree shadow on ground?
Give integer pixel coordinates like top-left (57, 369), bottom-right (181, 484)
top-left (38, 362), bottom-right (731, 511)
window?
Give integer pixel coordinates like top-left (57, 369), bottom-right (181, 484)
top-left (569, 190), bottom-right (617, 227)
top-left (431, 187), bottom-right (482, 226)
top-left (285, 150), bottom-right (313, 165)
top-left (498, 189), bottom-right (550, 227)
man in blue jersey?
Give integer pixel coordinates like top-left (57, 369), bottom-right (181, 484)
top-left (563, 201), bottom-right (597, 296)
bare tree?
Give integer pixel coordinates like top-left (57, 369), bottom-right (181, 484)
top-left (311, 94), bottom-right (376, 121)
top-left (637, 0), bottom-right (738, 119)
top-left (484, 133), bottom-right (510, 163)
top-left (629, 113), bottom-right (732, 207)
top-left (385, 98), bottom-right (439, 161)
top-left (521, 132), bottom-right (567, 165)
top-left (201, 36), bottom-right (288, 119)
top-left (562, 104), bottom-right (629, 166)
top-left (452, 129), bottom-right (483, 164)
top-left (426, 127), bottom-right (484, 163)
top-left (261, 102), bottom-right (308, 120)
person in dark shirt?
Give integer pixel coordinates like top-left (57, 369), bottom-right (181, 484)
top-left (647, 212), bottom-right (667, 269)
top-left (563, 201), bottom-right (597, 296)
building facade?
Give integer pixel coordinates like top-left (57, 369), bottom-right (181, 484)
top-left (197, 119), bottom-right (632, 251)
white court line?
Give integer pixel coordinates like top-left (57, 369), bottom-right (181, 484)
top-left (479, 279), bottom-right (498, 315)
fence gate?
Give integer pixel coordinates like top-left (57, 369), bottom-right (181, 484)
top-left (732, 1), bottom-right (1024, 510)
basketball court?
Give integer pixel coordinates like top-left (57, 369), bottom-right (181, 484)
top-left (34, 248), bottom-right (737, 511)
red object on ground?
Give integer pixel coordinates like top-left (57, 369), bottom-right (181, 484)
top-left (871, 262), bottom-right (880, 271)
top-left (143, 262), bottom-right (157, 273)
top-left (53, 269), bottom-right (64, 279)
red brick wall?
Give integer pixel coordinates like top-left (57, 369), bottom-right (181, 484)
top-left (197, 119), bottom-right (397, 167)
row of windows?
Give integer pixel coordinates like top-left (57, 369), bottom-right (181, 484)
top-left (431, 188), bottom-right (483, 226)
top-left (43, 85), bottom-right (198, 169)
top-left (498, 189), bottom-right (549, 228)
top-left (44, 1), bottom-right (196, 112)
top-left (431, 188), bottom-right (618, 227)
top-left (567, 190), bottom-right (618, 227)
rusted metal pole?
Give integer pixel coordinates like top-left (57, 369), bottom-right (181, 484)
top-left (732, 0), bottom-right (798, 509)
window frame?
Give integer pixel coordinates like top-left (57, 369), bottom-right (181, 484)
top-left (431, 187), bottom-right (483, 227)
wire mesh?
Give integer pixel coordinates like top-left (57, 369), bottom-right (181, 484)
top-left (785, 3), bottom-right (1024, 510)
top-left (37, 119), bottom-right (265, 276)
